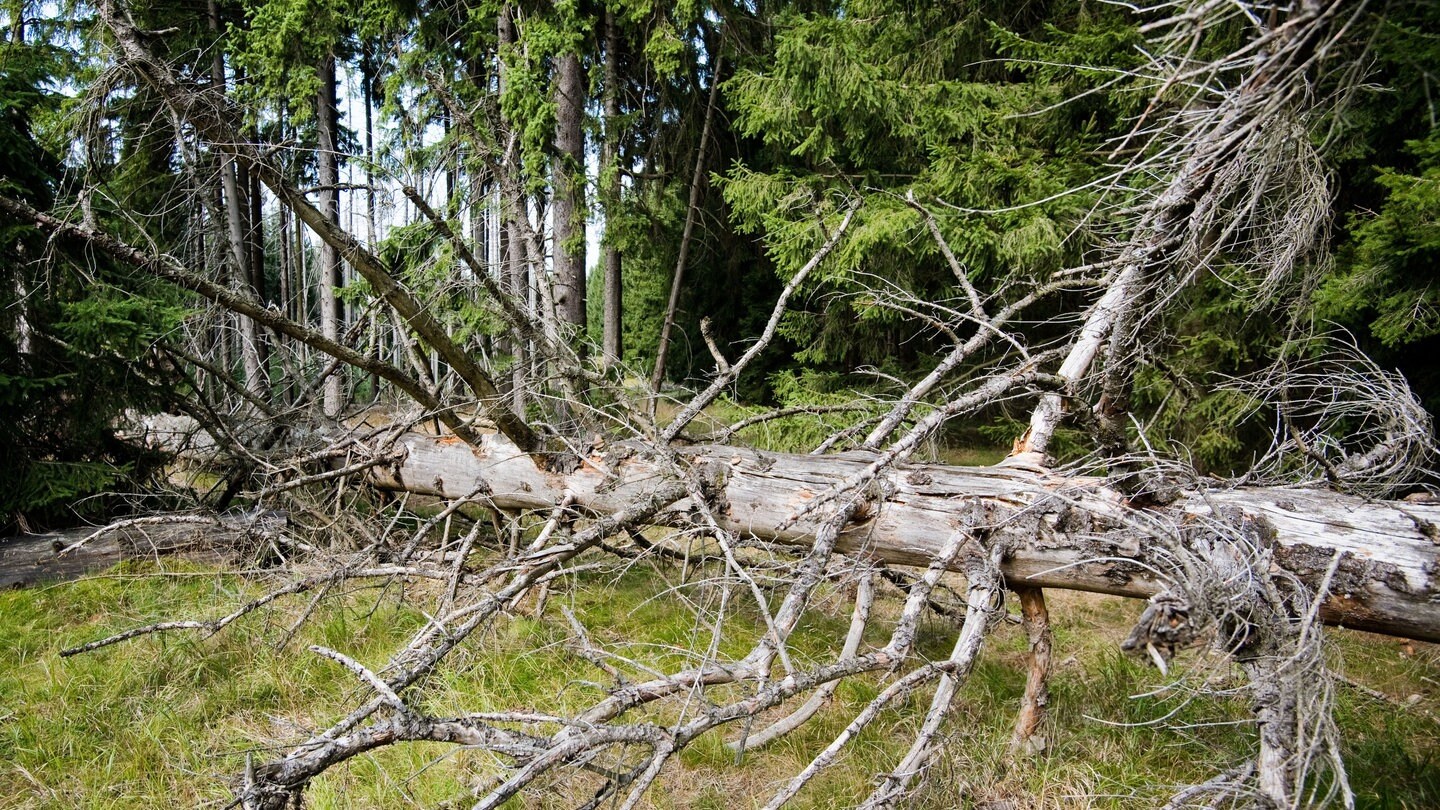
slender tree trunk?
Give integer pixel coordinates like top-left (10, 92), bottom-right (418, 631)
top-left (317, 52), bottom-right (344, 416)
top-left (651, 52), bottom-right (723, 392)
top-left (9, 0), bottom-right (23, 43)
top-left (601, 9), bottom-right (623, 370)
top-left (208, 0), bottom-right (264, 398)
top-left (443, 111), bottom-right (456, 209)
top-left (552, 50), bottom-right (586, 339)
top-left (210, 185), bottom-right (235, 396)
top-left (276, 190), bottom-right (291, 391)
top-left (245, 154), bottom-right (270, 379)
top-left (363, 45), bottom-right (380, 401)
top-left (527, 195), bottom-right (547, 397)
top-left (294, 181), bottom-right (307, 324)
top-left (508, 210), bottom-right (530, 413)
top-left (4, 4), bottom-right (28, 361)
top-left (498, 5), bottom-right (528, 413)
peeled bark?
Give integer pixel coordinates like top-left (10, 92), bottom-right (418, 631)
top-left (1009, 586), bottom-right (1051, 755)
top-left (368, 430), bottom-right (1440, 644)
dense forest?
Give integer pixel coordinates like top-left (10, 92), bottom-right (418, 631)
top-left (2, 0), bottom-right (1440, 807)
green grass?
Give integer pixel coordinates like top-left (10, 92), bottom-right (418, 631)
top-left (1, 559), bottom-right (1437, 808)
top-left (649, 395), bottom-right (1012, 463)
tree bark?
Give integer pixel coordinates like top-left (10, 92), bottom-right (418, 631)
top-left (0, 513), bottom-right (285, 589)
top-left (552, 50), bottom-right (586, 337)
top-left (368, 430), bottom-right (1440, 644)
top-left (245, 152), bottom-right (269, 378)
top-left (316, 52), bottom-right (344, 417)
top-left (1009, 585), bottom-right (1051, 756)
top-left (497, 5), bottom-right (529, 413)
top-left (601, 9), bottom-right (623, 369)
top-left (362, 45), bottom-right (380, 401)
top-left (208, 0), bottom-right (265, 399)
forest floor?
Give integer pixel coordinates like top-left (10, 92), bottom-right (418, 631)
top-left (1, 407), bottom-right (1435, 807)
top-left (2, 542), bottom-right (1438, 809)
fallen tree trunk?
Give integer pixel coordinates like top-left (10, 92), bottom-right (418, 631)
top-left (369, 431), bottom-right (1440, 643)
top-left (0, 513), bottom-right (285, 589)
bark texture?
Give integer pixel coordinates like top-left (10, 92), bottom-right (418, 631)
top-left (601, 9), bottom-right (623, 369)
top-left (0, 513), bottom-right (284, 589)
top-left (552, 52), bottom-right (586, 334)
top-left (367, 430), bottom-right (1440, 643)
top-left (316, 52), bottom-right (344, 417)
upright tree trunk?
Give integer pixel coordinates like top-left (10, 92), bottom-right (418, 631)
top-left (498, 5), bottom-right (528, 413)
top-left (362, 44), bottom-right (380, 402)
top-left (317, 53), bottom-right (344, 416)
top-left (651, 52), bottom-right (722, 392)
top-left (552, 50), bottom-right (586, 340)
top-left (245, 154), bottom-right (270, 377)
top-left (276, 187), bottom-right (291, 393)
top-left (208, 0), bottom-right (265, 400)
top-left (293, 175), bottom-right (308, 324)
top-left (3, 6), bottom-right (26, 357)
top-left (601, 9), bottom-right (623, 370)
top-left (443, 111), bottom-right (456, 209)
top-left (9, 0), bottom-right (23, 43)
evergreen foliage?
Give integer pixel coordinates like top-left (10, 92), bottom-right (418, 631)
top-left (3, 2), bottom-right (1440, 806)
top-left (1313, 1), bottom-right (1440, 410)
top-left (0, 33), bottom-right (185, 530)
top-left (2, 0), bottom-right (1438, 519)
top-left (717, 1), bottom-right (1134, 392)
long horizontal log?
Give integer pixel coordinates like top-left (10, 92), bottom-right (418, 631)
top-left (0, 512), bottom-right (285, 589)
top-left (369, 432), bottom-right (1440, 643)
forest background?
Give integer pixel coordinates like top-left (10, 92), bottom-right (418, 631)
top-left (3, 0), bottom-right (1437, 525)
top-left (4, 1), bottom-right (1440, 808)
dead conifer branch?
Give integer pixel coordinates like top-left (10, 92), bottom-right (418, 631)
top-left (22, 2), bottom-right (1430, 809)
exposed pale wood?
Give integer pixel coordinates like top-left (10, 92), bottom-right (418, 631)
top-left (1021, 264), bottom-right (1140, 455)
top-left (368, 431), bottom-right (1440, 643)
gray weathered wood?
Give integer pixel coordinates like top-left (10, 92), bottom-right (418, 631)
top-left (368, 432), bottom-right (1440, 643)
top-left (0, 514), bottom-right (284, 589)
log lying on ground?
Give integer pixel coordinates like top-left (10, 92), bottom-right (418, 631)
top-left (369, 432), bottom-right (1440, 643)
top-left (0, 512), bottom-right (285, 589)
